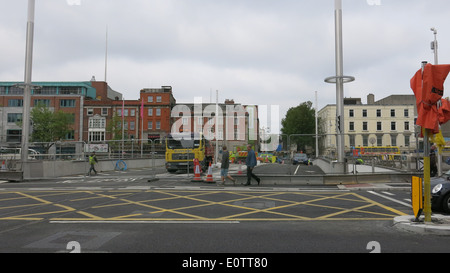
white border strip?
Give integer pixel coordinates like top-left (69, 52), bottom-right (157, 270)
top-left (368, 191), bottom-right (411, 207)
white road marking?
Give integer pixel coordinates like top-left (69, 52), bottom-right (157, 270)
top-left (368, 191), bottom-right (411, 207)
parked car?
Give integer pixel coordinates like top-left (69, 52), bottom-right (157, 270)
top-left (431, 170), bottom-right (450, 213)
top-left (292, 153), bottom-right (309, 165)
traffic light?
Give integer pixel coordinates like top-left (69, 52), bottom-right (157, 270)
top-left (336, 116), bottom-right (341, 133)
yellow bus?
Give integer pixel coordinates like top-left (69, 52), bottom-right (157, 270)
top-left (165, 133), bottom-right (213, 173)
top-left (355, 146), bottom-right (400, 160)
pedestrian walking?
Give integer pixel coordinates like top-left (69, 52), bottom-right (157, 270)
top-left (88, 151), bottom-right (98, 176)
top-left (219, 146), bottom-right (236, 186)
top-left (243, 144), bottom-right (260, 186)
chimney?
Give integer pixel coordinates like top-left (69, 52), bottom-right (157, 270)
top-left (367, 93), bottom-right (375, 105)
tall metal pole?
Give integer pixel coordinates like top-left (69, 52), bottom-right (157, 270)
top-left (105, 25), bottom-right (108, 82)
top-left (315, 91), bottom-right (319, 158)
top-left (21, 0), bottom-right (36, 177)
top-left (215, 90), bottom-right (219, 166)
top-left (334, 0), bottom-right (345, 164)
top-left (325, 0), bottom-right (354, 171)
top-left (431, 27), bottom-right (442, 177)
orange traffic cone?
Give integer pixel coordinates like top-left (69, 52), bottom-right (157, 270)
top-left (238, 163), bottom-right (243, 175)
top-left (205, 162), bottom-right (215, 183)
top-left (191, 162), bottom-right (203, 182)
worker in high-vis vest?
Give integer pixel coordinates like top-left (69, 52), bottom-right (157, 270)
top-left (88, 152), bottom-right (98, 176)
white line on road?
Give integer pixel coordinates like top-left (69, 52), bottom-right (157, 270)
top-left (368, 191), bottom-right (411, 207)
top-left (294, 165), bottom-right (300, 175)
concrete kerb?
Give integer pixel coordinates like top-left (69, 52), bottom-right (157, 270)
top-left (393, 215), bottom-right (450, 236)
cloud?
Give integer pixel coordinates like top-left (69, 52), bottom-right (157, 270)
top-left (2, 0), bottom-right (450, 130)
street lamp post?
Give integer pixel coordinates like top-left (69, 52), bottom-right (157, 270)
top-left (431, 27), bottom-right (442, 177)
top-left (21, 0), bottom-right (36, 179)
top-left (324, 0), bottom-right (354, 172)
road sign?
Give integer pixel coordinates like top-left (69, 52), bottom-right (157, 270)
top-left (411, 176), bottom-right (423, 220)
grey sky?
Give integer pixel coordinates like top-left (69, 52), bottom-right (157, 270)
top-left (1, 0), bottom-right (450, 132)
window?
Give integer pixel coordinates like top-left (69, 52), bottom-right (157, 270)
top-left (362, 122), bottom-right (368, 131)
top-left (34, 99), bottom-right (51, 107)
top-left (148, 121), bottom-right (153, 130)
top-left (405, 121), bottom-right (410, 131)
top-left (377, 135), bottom-right (383, 146)
top-left (349, 122), bottom-right (354, 131)
top-left (156, 108), bottom-right (161, 116)
top-left (349, 135), bottom-right (355, 147)
top-left (7, 129), bottom-right (21, 142)
top-left (390, 109), bottom-right (395, 117)
top-left (148, 96), bottom-right (153, 103)
top-left (376, 109), bottom-right (381, 117)
top-left (156, 121), bottom-right (161, 129)
top-left (60, 87), bottom-right (81, 95)
top-left (377, 122), bottom-right (382, 131)
top-left (349, 109), bottom-right (354, 117)
top-left (102, 108), bottom-right (108, 116)
top-left (130, 121), bottom-right (135, 130)
top-left (148, 108), bottom-right (153, 116)
top-left (156, 96), bottom-right (162, 103)
top-left (405, 135), bottom-right (410, 147)
top-left (65, 130), bottom-right (75, 140)
top-left (124, 109), bottom-right (128, 116)
top-left (35, 86), bottom-right (56, 95)
top-left (60, 99), bottom-right (75, 107)
top-left (9, 87), bottom-right (23, 95)
top-left (404, 109), bottom-right (409, 117)
top-left (391, 135), bottom-right (397, 146)
top-left (89, 117), bottom-right (106, 129)
top-left (87, 108), bottom-right (94, 116)
top-left (7, 113), bottom-right (22, 123)
top-left (362, 109), bottom-right (367, 117)
top-left (391, 122), bottom-right (396, 131)
top-left (362, 135), bottom-right (369, 146)
top-left (89, 131), bottom-right (105, 142)
top-left (8, 99), bottom-right (23, 107)
top-left (130, 109), bottom-right (135, 116)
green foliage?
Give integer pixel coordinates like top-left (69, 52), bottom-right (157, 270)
top-left (281, 101), bottom-right (318, 151)
top-left (30, 104), bottom-right (73, 143)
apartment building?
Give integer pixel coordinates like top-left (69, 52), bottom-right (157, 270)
top-left (0, 81), bottom-right (99, 145)
top-left (171, 99), bottom-right (259, 153)
top-left (318, 93), bottom-right (418, 156)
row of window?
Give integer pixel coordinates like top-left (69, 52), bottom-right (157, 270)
top-left (88, 117), bottom-right (162, 131)
top-left (348, 121), bottom-right (411, 131)
top-left (147, 95), bottom-right (163, 103)
top-left (349, 134), bottom-right (411, 147)
top-left (7, 99), bottom-right (76, 107)
top-left (348, 108), bottom-right (410, 118)
top-left (0, 86), bottom-right (83, 95)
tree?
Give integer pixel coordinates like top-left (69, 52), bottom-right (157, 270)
top-left (281, 101), bottom-right (317, 153)
top-left (29, 104), bottom-right (74, 152)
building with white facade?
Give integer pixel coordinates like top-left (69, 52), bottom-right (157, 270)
top-left (318, 93), bottom-right (418, 157)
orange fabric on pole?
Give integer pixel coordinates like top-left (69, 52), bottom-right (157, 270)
top-left (411, 63), bottom-right (450, 134)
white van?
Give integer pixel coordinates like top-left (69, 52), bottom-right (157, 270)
top-left (0, 147), bottom-right (40, 160)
